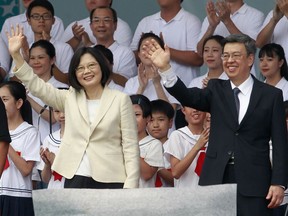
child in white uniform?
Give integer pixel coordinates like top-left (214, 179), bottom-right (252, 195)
top-left (130, 95), bottom-right (164, 188)
top-left (165, 107), bottom-right (209, 188)
top-left (38, 106), bottom-right (66, 189)
top-left (147, 99), bottom-right (175, 187)
top-left (0, 81), bottom-right (40, 216)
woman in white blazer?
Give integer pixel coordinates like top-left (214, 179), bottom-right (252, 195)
top-left (7, 26), bottom-right (140, 189)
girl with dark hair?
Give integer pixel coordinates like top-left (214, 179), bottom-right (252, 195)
top-left (7, 26), bottom-right (139, 189)
top-left (124, 32), bottom-right (179, 110)
top-left (259, 43), bottom-right (288, 101)
top-left (189, 35), bottom-right (227, 89)
top-left (28, 40), bottom-right (68, 143)
top-left (130, 94), bottom-right (164, 188)
top-left (0, 81), bottom-right (40, 216)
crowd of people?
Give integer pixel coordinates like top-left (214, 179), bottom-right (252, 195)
top-left (1, 0), bottom-right (288, 215)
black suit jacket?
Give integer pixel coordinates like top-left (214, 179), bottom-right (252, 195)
top-left (166, 77), bottom-right (288, 197)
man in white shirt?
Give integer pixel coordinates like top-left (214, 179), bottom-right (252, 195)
top-left (88, 7), bottom-right (137, 86)
top-left (61, 0), bottom-right (132, 51)
top-left (256, 0), bottom-right (288, 63)
top-left (197, 0), bottom-right (264, 56)
top-left (9, 0), bottom-right (73, 85)
top-left (0, 0), bottom-right (64, 75)
top-left (130, 0), bottom-right (202, 87)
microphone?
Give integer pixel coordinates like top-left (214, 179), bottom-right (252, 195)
top-left (39, 105), bottom-right (48, 116)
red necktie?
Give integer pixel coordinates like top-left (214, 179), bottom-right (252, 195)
top-left (4, 156), bottom-right (9, 170)
top-left (155, 173), bottom-right (162, 187)
top-left (195, 147), bottom-right (206, 176)
top-left (52, 171), bottom-right (63, 181)
top-left (155, 168), bottom-right (172, 187)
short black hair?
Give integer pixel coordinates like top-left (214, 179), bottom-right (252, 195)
top-left (151, 99), bottom-right (174, 119)
top-left (29, 39), bottom-right (56, 59)
top-left (0, 81), bottom-right (32, 124)
top-left (68, 47), bottom-right (111, 91)
top-left (90, 6), bottom-right (117, 23)
top-left (130, 94), bottom-right (151, 118)
top-left (202, 35), bottom-right (224, 53)
top-left (26, 0), bottom-right (54, 18)
top-left (137, 32), bottom-right (164, 52)
top-left (94, 44), bottom-right (114, 65)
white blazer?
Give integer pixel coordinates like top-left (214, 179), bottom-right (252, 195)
top-left (14, 62), bottom-right (140, 188)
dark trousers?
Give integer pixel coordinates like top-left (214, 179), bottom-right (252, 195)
top-left (272, 204), bottom-right (287, 216)
top-left (64, 175), bottom-right (124, 189)
top-left (223, 163), bottom-right (272, 216)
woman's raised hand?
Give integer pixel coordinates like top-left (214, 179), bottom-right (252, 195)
top-left (6, 25), bottom-right (25, 57)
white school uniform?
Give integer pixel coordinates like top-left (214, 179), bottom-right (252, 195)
top-left (139, 135), bottom-right (164, 188)
top-left (157, 141), bottom-right (172, 187)
top-left (164, 126), bottom-right (205, 188)
top-left (38, 130), bottom-right (65, 189)
top-left (0, 122), bottom-right (40, 198)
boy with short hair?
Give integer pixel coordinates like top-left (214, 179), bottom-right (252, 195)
top-left (147, 99), bottom-right (174, 187)
top-left (11, 0), bottom-right (73, 85)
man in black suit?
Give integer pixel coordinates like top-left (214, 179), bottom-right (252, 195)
top-left (143, 34), bottom-right (288, 215)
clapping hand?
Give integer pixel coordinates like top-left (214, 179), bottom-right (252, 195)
top-left (138, 63), bottom-right (148, 91)
top-left (206, 1), bottom-right (220, 28)
top-left (202, 77), bottom-right (210, 88)
top-left (72, 21), bottom-right (85, 41)
top-left (40, 147), bottom-right (56, 167)
top-left (277, 0), bottom-right (288, 17)
top-left (215, 0), bottom-right (231, 23)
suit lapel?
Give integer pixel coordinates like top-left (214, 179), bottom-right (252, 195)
top-left (77, 89), bottom-right (90, 125)
top-left (90, 87), bottom-right (116, 133)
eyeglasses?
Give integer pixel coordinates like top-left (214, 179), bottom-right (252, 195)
top-left (221, 52), bottom-right (244, 61)
top-left (91, 17), bottom-right (114, 24)
top-left (75, 62), bottom-right (99, 74)
top-left (30, 14), bottom-right (53, 20)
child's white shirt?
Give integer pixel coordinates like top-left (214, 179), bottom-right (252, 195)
top-left (164, 126), bottom-right (204, 188)
top-left (139, 135), bottom-right (164, 188)
top-left (0, 122), bottom-right (40, 197)
top-left (38, 129), bottom-right (65, 189)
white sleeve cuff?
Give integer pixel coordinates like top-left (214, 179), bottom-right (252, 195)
top-left (158, 67), bottom-right (177, 88)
